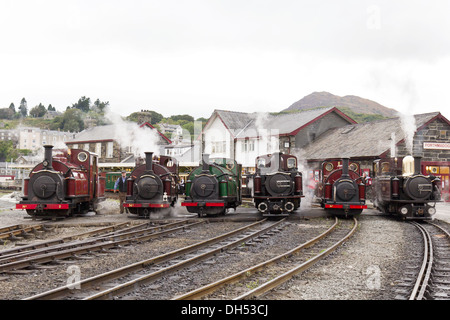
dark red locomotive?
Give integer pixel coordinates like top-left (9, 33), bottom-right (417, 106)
top-left (16, 145), bottom-right (105, 217)
top-left (371, 156), bottom-right (441, 220)
top-left (252, 152), bottom-right (304, 216)
top-left (317, 158), bottom-right (367, 217)
top-left (123, 152), bottom-right (179, 217)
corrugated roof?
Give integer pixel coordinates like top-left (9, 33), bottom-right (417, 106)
top-left (301, 111), bottom-right (441, 159)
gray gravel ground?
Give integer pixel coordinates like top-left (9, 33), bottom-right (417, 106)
top-left (0, 195), bottom-right (449, 301)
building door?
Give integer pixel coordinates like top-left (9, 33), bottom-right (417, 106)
top-left (423, 162), bottom-right (450, 202)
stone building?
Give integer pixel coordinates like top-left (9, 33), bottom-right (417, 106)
top-left (201, 107), bottom-right (356, 173)
top-left (65, 122), bottom-right (171, 163)
top-left (301, 111), bottom-right (450, 201)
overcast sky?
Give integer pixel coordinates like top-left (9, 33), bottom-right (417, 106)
top-left (1, 0), bottom-right (449, 120)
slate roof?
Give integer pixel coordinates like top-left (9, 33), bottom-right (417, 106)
top-left (66, 122), bottom-right (171, 144)
top-left (211, 107), bottom-right (356, 139)
top-left (300, 111), bottom-right (442, 160)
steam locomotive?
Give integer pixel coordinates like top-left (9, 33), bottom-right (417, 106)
top-left (371, 156), bottom-right (441, 220)
top-left (181, 154), bottom-right (242, 217)
top-left (317, 158), bottom-right (367, 217)
top-left (16, 145), bottom-right (105, 217)
top-left (123, 152), bottom-right (179, 217)
top-left (252, 152), bottom-right (304, 216)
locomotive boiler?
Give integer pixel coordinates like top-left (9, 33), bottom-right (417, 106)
top-left (181, 154), bottom-right (242, 217)
top-left (372, 156), bottom-right (441, 220)
top-left (317, 158), bottom-right (367, 217)
top-left (252, 152), bottom-right (304, 216)
top-left (16, 145), bottom-right (105, 217)
top-left (123, 152), bottom-right (179, 217)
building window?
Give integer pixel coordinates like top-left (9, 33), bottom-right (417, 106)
top-left (84, 144), bottom-right (90, 151)
top-left (241, 140), bottom-right (255, 152)
top-left (95, 143), bottom-right (101, 156)
top-left (211, 141), bottom-right (226, 154)
top-left (106, 142), bottom-right (114, 158)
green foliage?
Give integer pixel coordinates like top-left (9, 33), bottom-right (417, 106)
top-left (126, 110), bottom-right (164, 125)
top-left (50, 109), bottom-right (84, 132)
top-left (19, 98), bottom-right (28, 117)
top-left (29, 103), bottom-right (47, 118)
top-left (0, 108), bottom-right (15, 120)
top-left (0, 141), bottom-right (31, 162)
top-left (336, 107), bottom-right (390, 123)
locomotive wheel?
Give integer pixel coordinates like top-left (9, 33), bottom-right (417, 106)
top-left (284, 201), bottom-right (295, 213)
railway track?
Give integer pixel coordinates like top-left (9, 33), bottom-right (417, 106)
top-left (0, 222), bottom-right (50, 243)
top-left (407, 221), bottom-right (450, 300)
top-left (0, 219), bottom-right (201, 274)
top-left (24, 218), bottom-right (286, 300)
top-left (174, 217), bottom-right (358, 300)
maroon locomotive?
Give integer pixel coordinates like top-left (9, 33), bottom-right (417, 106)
top-left (123, 152), bottom-right (179, 217)
top-left (371, 156), bottom-right (441, 220)
top-left (252, 152), bottom-right (304, 216)
top-left (16, 145), bottom-right (105, 217)
top-left (317, 158), bottom-right (367, 217)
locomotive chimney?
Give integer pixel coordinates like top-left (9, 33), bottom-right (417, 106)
top-left (414, 156), bottom-right (422, 175)
top-left (44, 145), bottom-right (53, 169)
top-left (342, 158), bottom-right (350, 177)
top-left (145, 152), bottom-right (154, 172)
top-left (202, 154), bottom-right (210, 172)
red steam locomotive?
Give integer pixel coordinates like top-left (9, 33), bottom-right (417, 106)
top-left (317, 158), bottom-right (367, 217)
top-left (123, 152), bottom-right (179, 217)
top-left (371, 156), bottom-right (441, 220)
top-left (16, 145), bottom-right (105, 217)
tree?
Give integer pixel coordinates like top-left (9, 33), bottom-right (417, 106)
top-left (29, 103), bottom-right (47, 118)
top-left (19, 97), bottom-right (27, 117)
top-left (0, 141), bottom-right (19, 162)
top-left (170, 114), bottom-right (194, 122)
top-left (93, 99), bottom-right (109, 113)
top-left (72, 96), bottom-right (91, 112)
top-left (50, 108), bottom-right (84, 132)
top-left (62, 109), bottom-right (84, 132)
top-left (9, 103), bottom-right (15, 113)
top-left (0, 108), bottom-right (14, 119)
top-left (48, 104), bottom-right (56, 111)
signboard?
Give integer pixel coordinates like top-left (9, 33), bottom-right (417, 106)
top-left (423, 142), bottom-right (450, 150)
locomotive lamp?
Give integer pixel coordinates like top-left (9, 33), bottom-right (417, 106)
top-left (391, 177), bottom-right (399, 198)
top-left (324, 182), bottom-right (332, 200)
top-left (358, 181), bottom-right (365, 201)
top-left (254, 175), bottom-right (262, 194)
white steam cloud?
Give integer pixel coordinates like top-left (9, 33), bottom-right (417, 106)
top-left (398, 112), bottom-right (416, 155)
top-left (104, 108), bottom-right (161, 157)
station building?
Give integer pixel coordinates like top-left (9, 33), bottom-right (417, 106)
top-left (200, 107), bottom-right (450, 201)
top-left (300, 111), bottom-right (450, 201)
